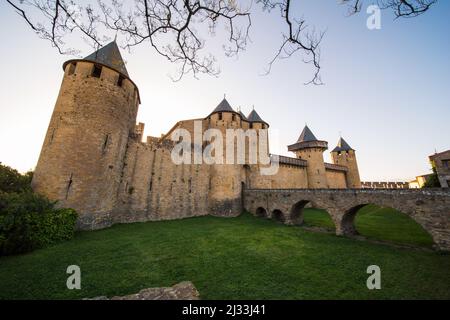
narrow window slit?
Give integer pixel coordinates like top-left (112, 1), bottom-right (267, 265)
top-left (117, 75), bottom-right (124, 87)
top-left (49, 128), bottom-right (55, 145)
top-left (91, 64), bottom-right (102, 78)
top-left (65, 173), bottom-right (73, 200)
top-left (102, 134), bottom-right (110, 154)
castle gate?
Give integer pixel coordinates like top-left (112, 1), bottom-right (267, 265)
top-left (243, 188), bottom-right (450, 251)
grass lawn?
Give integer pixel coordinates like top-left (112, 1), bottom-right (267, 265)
top-left (0, 212), bottom-right (449, 300)
top-left (303, 205), bottom-right (434, 248)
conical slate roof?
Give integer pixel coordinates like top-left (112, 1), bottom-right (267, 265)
top-left (238, 108), bottom-right (247, 120)
top-left (332, 137), bottom-right (354, 152)
top-left (247, 109), bottom-right (265, 123)
top-left (83, 41), bottom-right (129, 76)
top-left (288, 125), bottom-right (327, 152)
top-left (212, 98), bottom-right (235, 113)
top-left (297, 125), bottom-right (318, 143)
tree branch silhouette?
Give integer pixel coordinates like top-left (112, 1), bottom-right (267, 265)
top-left (6, 0), bottom-right (437, 84)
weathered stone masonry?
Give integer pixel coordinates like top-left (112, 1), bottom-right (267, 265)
top-left (32, 41), bottom-right (366, 230)
top-left (31, 41), bottom-right (450, 251)
top-left (243, 188), bottom-right (450, 251)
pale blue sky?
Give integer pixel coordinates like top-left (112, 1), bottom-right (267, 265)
top-left (0, 1), bottom-right (449, 181)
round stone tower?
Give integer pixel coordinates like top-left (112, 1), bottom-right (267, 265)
top-left (31, 41), bottom-right (141, 229)
top-left (331, 137), bottom-right (361, 188)
top-left (205, 98), bottom-right (243, 216)
top-left (288, 125), bottom-right (328, 188)
top-left (246, 108), bottom-right (270, 179)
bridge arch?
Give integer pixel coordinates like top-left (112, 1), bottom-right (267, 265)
top-left (339, 203), bottom-right (435, 247)
top-left (272, 209), bottom-right (285, 223)
top-left (243, 189), bottom-right (450, 251)
top-left (255, 207), bottom-right (268, 218)
top-left (340, 204), bottom-right (367, 235)
top-left (289, 200), bottom-right (336, 230)
top-left (289, 200), bottom-right (309, 225)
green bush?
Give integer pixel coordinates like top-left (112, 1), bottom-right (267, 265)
top-left (423, 167), bottom-right (441, 188)
top-left (0, 163), bottom-right (33, 193)
top-left (0, 191), bottom-right (77, 256)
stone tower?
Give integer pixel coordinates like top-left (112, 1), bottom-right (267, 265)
top-left (206, 98), bottom-right (243, 216)
top-left (32, 41), bottom-right (141, 229)
top-left (288, 125), bottom-right (328, 188)
top-left (331, 137), bottom-right (361, 188)
top-left (247, 108), bottom-right (270, 163)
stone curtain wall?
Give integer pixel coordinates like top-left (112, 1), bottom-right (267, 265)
top-left (361, 181), bottom-right (409, 189)
top-left (113, 139), bottom-right (212, 224)
top-left (243, 188), bottom-right (450, 251)
top-left (325, 170), bottom-right (347, 189)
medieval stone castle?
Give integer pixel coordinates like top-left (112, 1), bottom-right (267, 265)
top-left (32, 41), bottom-right (362, 230)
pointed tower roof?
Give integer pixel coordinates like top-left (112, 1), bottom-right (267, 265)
top-left (211, 98), bottom-right (235, 113)
top-left (288, 125), bottom-right (328, 152)
top-left (332, 137), bottom-right (354, 152)
top-left (62, 40), bottom-right (141, 103)
top-left (246, 108), bottom-right (269, 126)
top-left (237, 107), bottom-right (247, 120)
top-left (247, 109), bottom-right (262, 122)
top-left (83, 41), bottom-right (129, 76)
top-left (297, 125), bottom-right (318, 143)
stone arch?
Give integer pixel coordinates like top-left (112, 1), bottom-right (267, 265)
top-left (340, 204), bottom-right (367, 235)
top-left (289, 200), bottom-right (310, 225)
top-left (288, 200), bottom-right (336, 230)
top-left (272, 209), bottom-right (285, 223)
top-left (255, 207), bottom-right (268, 218)
top-left (339, 203), bottom-right (435, 247)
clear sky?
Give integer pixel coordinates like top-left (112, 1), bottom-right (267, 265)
top-left (0, 1), bottom-right (449, 181)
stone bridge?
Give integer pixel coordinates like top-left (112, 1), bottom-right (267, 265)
top-left (243, 188), bottom-right (450, 251)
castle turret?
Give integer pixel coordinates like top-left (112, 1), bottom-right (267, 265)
top-left (207, 97), bottom-right (241, 128)
top-left (32, 41), bottom-right (141, 229)
top-left (247, 108), bottom-right (269, 130)
top-left (206, 98), bottom-right (242, 216)
top-left (246, 108), bottom-right (270, 165)
top-left (288, 125), bottom-right (328, 188)
top-left (331, 137), bottom-right (361, 188)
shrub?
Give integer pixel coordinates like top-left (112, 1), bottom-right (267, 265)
top-left (0, 191), bottom-right (77, 256)
top-left (0, 163), bottom-right (33, 193)
top-left (422, 167), bottom-right (441, 188)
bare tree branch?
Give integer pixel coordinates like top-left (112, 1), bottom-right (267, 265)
top-left (6, 0), bottom-right (438, 84)
top-left (258, 0), bottom-right (324, 85)
top-left (341, 0), bottom-right (436, 18)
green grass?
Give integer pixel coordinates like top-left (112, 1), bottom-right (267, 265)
top-left (303, 208), bottom-right (336, 231)
top-left (0, 213), bottom-right (449, 300)
top-left (355, 205), bottom-right (434, 247)
top-left (303, 205), bottom-right (434, 248)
